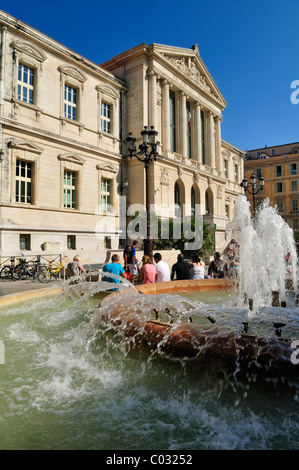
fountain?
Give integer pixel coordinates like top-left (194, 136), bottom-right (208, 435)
top-left (0, 195), bottom-right (299, 450)
top-left (94, 195), bottom-right (299, 380)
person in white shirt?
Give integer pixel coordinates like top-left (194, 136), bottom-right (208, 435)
top-left (153, 253), bottom-right (171, 282)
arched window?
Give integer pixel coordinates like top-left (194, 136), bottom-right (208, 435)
top-left (174, 182), bottom-right (180, 217)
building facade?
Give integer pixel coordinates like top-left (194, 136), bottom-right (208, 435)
top-left (0, 10), bottom-right (244, 263)
top-left (102, 44), bottom-right (244, 253)
top-left (0, 11), bottom-right (126, 263)
top-left (244, 143), bottom-right (299, 232)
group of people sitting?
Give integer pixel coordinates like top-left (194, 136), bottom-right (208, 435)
top-left (104, 241), bottom-right (172, 285)
top-left (67, 238), bottom-right (240, 286)
top-left (102, 238), bottom-right (239, 287)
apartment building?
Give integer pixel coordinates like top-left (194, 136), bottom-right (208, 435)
top-left (244, 143), bottom-right (299, 232)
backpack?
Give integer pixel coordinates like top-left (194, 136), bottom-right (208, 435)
top-left (66, 261), bottom-right (79, 278)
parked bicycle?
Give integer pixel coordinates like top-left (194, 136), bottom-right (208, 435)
top-left (0, 256), bottom-right (35, 280)
top-left (14, 257), bottom-right (43, 280)
top-left (37, 256), bottom-right (66, 283)
top-left (0, 257), bottom-right (18, 280)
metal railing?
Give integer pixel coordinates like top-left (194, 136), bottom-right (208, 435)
top-left (0, 253), bottom-right (66, 281)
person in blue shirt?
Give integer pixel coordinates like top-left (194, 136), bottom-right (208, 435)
top-left (127, 240), bottom-right (139, 283)
top-left (102, 254), bottom-right (126, 285)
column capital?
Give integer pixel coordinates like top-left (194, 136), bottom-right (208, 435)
top-left (161, 78), bottom-right (169, 86)
top-left (147, 68), bottom-right (157, 77)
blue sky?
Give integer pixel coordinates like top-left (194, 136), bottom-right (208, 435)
top-left (1, 0), bottom-right (299, 152)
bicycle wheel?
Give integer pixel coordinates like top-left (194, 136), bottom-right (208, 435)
top-left (14, 265), bottom-right (27, 280)
top-left (0, 266), bottom-right (13, 279)
top-left (37, 266), bottom-right (51, 283)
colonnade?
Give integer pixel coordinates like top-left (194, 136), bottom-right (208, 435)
top-left (148, 70), bottom-right (224, 177)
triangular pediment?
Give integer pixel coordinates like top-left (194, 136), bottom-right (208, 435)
top-left (58, 153), bottom-right (85, 165)
top-left (96, 162), bottom-right (118, 173)
top-left (153, 44), bottom-right (227, 107)
top-left (12, 40), bottom-right (47, 63)
top-left (58, 65), bottom-right (87, 83)
top-left (8, 139), bottom-right (44, 154)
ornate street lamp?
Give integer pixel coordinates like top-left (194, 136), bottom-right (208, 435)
top-left (240, 173), bottom-right (264, 214)
top-left (126, 126), bottom-right (159, 259)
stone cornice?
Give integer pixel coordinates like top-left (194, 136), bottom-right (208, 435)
top-left (0, 10), bottom-right (126, 91)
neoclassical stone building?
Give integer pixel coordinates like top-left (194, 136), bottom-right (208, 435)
top-left (0, 10), bottom-right (244, 262)
top-left (102, 44), bottom-right (244, 252)
top-left (0, 11), bottom-right (125, 262)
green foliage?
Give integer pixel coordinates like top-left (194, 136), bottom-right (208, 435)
top-left (128, 212), bottom-right (214, 257)
top-left (152, 216), bottom-right (214, 258)
top-left (294, 231), bottom-right (299, 242)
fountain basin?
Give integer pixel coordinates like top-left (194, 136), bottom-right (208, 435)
top-left (98, 279), bottom-right (299, 378)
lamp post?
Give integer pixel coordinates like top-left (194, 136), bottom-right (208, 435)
top-left (240, 173), bottom-right (264, 215)
top-left (126, 125), bottom-right (159, 259)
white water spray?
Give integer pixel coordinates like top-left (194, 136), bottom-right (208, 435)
top-left (229, 195), bottom-right (298, 313)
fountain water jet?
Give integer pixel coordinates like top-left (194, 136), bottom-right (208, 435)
top-left (229, 196), bottom-right (298, 314)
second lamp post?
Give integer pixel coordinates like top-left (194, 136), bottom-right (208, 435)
top-left (240, 173), bottom-right (264, 215)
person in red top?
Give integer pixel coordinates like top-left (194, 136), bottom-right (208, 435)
top-left (138, 255), bottom-right (156, 284)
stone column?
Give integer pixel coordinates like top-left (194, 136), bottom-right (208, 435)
top-left (161, 79), bottom-right (170, 152)
top-left (208, 111), bottom-right (216, 170)
top-left (193, 102), bottom-right (201, 163)
top-left (148, 70), bottom-right (157, 130)
top-left (215, 116), bottom-right (223, 176)
top-left (180, 92), bottom-right (187, 157)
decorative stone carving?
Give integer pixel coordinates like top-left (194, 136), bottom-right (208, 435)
top-left (160, 168), bottom-right (169, 185)
top-left (177, 167), bottom-right (184, 179)
top-left (217, 185), bottom-right (224, 199)
top-left (193, 172), bottom-right (200, 183)
top-left (160, 53), bottom-right (219, 99)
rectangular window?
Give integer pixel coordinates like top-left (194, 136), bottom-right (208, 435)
top-left (16, 160), bottom-right (32, 203)
top-left (101, 102), bottom-right (111, 133)
top-left (186, 101), bottom-right (191, 158)
top-left (64, 85), bottom-right (77, 120)
top-left (294, 219), bottom-right (299, 230)
top-left (19, 234), bottom-right (31, 250)
top-left (275, 165), bottom-right (283, 177)
top-left (101, 178), bottom-right (111, 212)
top-left (276, 199), bottom-right (285, 212)
top-left (291, 163), bottom-right (297, 175)
top-left (291, 180), bottom-right (298, 191)
top-left (275, 182), bottom-right (284, 193)
top-left (169, 90), bottom-right (176, 152)
top-left (64, 170), bottom-right (76, 208)
top-left (18, 64), bottom-right (34, 104)
top-left (256, 168), bottom-right (263, 178)
top-left (67, 235), bottom-right (76, 249)
top-left (291, 199), bottom-right (299, 213)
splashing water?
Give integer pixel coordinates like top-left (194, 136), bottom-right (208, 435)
top-left (229, 196), bottom-right (298, 314)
